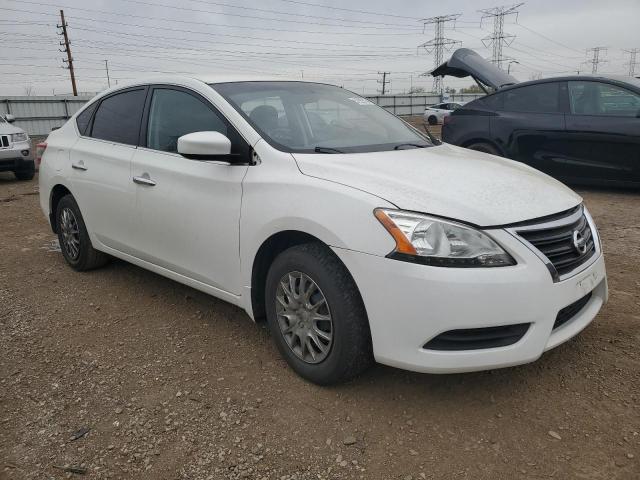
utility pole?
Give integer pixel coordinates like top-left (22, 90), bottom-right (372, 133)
top-left (377, 71), bottom-right (390, 95)
top-left (623, 48), bottom-right (639, 77)
top-left (585, 47), bottom-right (607, 74)
top-left (478, 3), bottom-right (523, 70)
top-left (418, 14), bottom-right (461, 95)
top-left (57, 10), bottom-right (77, 96)
top-left (104, 60), bottom-right (111, 88)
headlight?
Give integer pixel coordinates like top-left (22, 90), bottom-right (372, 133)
top-left (374, 208), bottom-right (515, 267)
top-left (11, 132), bottom-right (28, 143)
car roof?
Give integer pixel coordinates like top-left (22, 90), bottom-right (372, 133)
top-left (497, 74), bottom-right (640, 93)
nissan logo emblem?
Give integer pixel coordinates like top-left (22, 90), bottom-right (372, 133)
top-left (573, 230), bottom-right (588, 254)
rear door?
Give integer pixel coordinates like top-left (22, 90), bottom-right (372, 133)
top-left (490, 81), bottom-right (567, 175)
top-left (562, 80), bottom-right (640, 184)
top-left (130, 86), bottom-right (250, 294)
top-left (69, 87), bottom-right (147, 252)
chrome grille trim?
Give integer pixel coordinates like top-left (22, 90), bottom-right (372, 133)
top-left (506, 205), bottom-right (601, 283)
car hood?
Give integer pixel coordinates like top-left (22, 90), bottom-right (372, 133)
top-left (0, 123), bottom-right (25, 135)
top-left (293, 144), bottom-right (582, 227)
top-left (431, 48), bottom-right (519, 90)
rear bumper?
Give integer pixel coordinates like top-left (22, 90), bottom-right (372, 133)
top-left (332, 229), bottom-right (607, 374)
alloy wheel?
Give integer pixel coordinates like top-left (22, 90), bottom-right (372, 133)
top-left (275, 271), bottom-right (333, 364)
top-left (60, 207), bottom-right (81, 261)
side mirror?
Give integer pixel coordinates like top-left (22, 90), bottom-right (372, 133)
top-left (4, 114), bottom-right (15, 123)
top-left (177, 131), bottom-right (232, 161)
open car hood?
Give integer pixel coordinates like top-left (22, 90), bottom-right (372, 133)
top-left (431, 48), bottom-right (519, 90)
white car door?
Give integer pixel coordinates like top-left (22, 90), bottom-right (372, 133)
top-left (130, 86), bottom-right (250, 295)
top-left (69, 87), bottom-right (147, 253)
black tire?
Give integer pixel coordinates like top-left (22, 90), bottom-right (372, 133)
top-left (265, 243), bottom-right (373, 385)
top-left (466, 142), bottom-right (502, 156)
top-left (14, 163), bottom-right (35, 181)
top-left (427, 115), bottom-right (438, 126)
top-left (55, 194), bottom-right (109, 271)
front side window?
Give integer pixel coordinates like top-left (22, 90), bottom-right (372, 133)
top-left (502, 82), bottom-right (562, 113)
top-left (212, 82), bottom-right (431, 153)
top-left (90, 89), bottom-right (146, 145)
top-left (146, 88), bottom-right (228, 152)
top-left (568, 81), bottom-right (640, 117)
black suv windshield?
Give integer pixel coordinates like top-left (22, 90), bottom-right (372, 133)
top-left (211, 81), bottom-right (431, 153)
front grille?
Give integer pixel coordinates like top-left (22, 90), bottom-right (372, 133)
top-left (516, 208), bottom-right (596, 278)
top-left (554, 292), bottom-right (592, 330)
top-left (423, 323), bottom-right (530, 351)
top-left (0, 135), bottom-right (9, 148)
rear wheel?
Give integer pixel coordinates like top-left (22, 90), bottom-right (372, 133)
top-left (427, 115), bottom-right (438, 125)
top-left (466, 142), bottom-right (502, 156)
top-left (265, 243), bottom-right (373, 385)
top-left (56, 194), bottom-right (109, 271)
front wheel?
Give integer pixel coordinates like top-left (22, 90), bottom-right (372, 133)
top-left (265, 243), bottom-right (373, 385)
top-left (14, 163), bottom-right (35, 181)
top-left (466, 142), bottom-right (502, 156)
top-left (427, 115), bottom-right (438, 125)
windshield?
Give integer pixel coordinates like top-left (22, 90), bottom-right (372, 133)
top-left (211, 81), bottom-right (431, 153)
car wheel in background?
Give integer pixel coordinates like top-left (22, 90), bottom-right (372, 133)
top-left (55, 194), bottom-right (109, 271)
top-left (265, 242), bottom-right (373, 385)
top-left (428, 115), bottom-right (438, 125)
top-left (14, 163), bottom-right (35, 181)
top-left (466, 142), bottom-right (502, 156)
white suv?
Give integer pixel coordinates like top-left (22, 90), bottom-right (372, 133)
top-left (0, 114), bottom-right (34, 180)
top-left (39, 76), bottom-right (607, 384)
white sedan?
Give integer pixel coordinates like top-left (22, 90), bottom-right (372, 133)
top-left (39, 76), bottom-right (607, 384)
top-left (423, 102), bottom-right (463, 125)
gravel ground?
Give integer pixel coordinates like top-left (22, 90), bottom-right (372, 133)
top-left (1, 173), bottom-right (639, 480)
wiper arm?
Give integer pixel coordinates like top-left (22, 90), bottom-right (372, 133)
top-left (314, 146), bottom-right (344, 154)
top-left (393, 143), bottom-right (429, 150)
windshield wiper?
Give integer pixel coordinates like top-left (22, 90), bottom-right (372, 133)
top-left (314, 146), bottom-right (344, 154)
top-left (393, 143), bottom-right (429, 150)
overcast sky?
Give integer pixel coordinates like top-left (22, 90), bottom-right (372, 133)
top-left (1, 0), bottom-right (639, 96)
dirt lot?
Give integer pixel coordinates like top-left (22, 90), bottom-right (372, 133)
top-left (1, 173), bottom-right (639, 480)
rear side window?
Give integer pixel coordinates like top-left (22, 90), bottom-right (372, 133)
top-left (75, 102), bottom-right (97, 135)
top-left (90, 89), bottom-right (146, 145)
top-left (502, 82), bottom-right (562, 113)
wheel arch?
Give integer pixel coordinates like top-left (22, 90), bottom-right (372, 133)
top-left (460, 137), bottom-right (506, 156)
top-left (49, 184), bottom-right (73, 233)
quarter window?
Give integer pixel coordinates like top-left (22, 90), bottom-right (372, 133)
top-left (90, 89), bottom-right (146, 145)
top-left (568, 81), bottom-right (640, 116)
top-left (75, 102), bottom-right (97, 135)
top-left (502, 82), bottom-right (562, 113)
top-left (146, 88), bottom-right (227, 153)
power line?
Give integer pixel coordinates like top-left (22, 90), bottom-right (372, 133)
top-left (418, 14), bottom-right (461, 94)
top-left (57, 9), bottom-right (77, 96)
top-left (623, 48), bottom-right (639, 77)
top-left (585, 47), bottom-right (607, 74)
top-left (478, 3), bottom-right (523, 70)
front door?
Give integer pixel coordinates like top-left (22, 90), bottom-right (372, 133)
top-left (130, 86), bottom-right (250, 295)
top-left (561, 80), bottom-right (640, 184)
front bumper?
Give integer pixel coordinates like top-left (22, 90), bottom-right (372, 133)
top-left (332, 229), bottom-right (607, 374)
top-left (0, 142), bottom-right (32, 171)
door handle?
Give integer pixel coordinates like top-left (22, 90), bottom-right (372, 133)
top-left (133, 174), bottom-right (156, 186)
top-left (71, 162), bottom-right (87, 171)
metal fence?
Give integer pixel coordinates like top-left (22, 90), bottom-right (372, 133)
top-left (365, 93), bottom-right (484, 116)
top-left (0, 96), bottom-right (92, 136)
top-left (1, 93), bottom-right (485, 137)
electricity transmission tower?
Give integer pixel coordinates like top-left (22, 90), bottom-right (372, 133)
top-left (417, 14), bottom-right (461, 94)
top-left (57, 9), bottom-right (77, 96)
top-left (478, 3), bottom-right (523, 70)
top-left (585, 47), bottom-right (607, 74)
top-left (623, 48), bottom-right (639, 77)
top-left (377, 72), bottom-right (390, 95)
